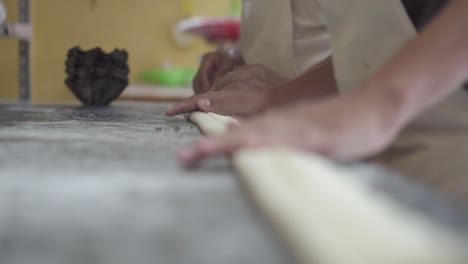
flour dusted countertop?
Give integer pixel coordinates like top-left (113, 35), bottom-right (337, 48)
top-left (0, 101), bottom-right (288, 264)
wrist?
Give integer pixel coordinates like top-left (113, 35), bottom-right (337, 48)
top-left (267, 83), bottom-right (287, 107)
top-left (261, 89), bottom-right (277, 111)
top-left (354, 80), bottom-right (413, 137)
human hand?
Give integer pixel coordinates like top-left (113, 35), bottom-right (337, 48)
top-left (177, 89), bottom-right (405, 167)
top-left (210, 64), bottom-right (288, 91)
top-left (193, 51), bottom-right (244, 94)
top-left (165, 88), bottom-right (272, 117)
top-left (166, 64), bottom-right (286, 117)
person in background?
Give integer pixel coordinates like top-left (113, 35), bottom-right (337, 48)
top-left (165, 0), bottom-right (456, 118)
top-left (166, 0), bottom-right (338, 117)
top-left (173, 0), bottom-right (468, 187)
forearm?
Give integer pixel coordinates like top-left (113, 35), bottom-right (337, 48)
top-left (269, 57), bottom-right (338, 106)
top-left (362, 0), bottom-right (468, 127)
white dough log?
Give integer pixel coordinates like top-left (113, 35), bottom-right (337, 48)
top-left (234, 149), bottom-right (468, 264)
top-left (188, 111), bottom-right (468, 264)
top-left (188, 111), bottom-right (238, 136)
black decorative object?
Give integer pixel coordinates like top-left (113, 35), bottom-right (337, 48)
top-left (65, 46), bottom-right (130, 106)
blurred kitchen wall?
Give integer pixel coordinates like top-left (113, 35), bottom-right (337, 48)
top-left (0, 0), bottom-right (230, 100)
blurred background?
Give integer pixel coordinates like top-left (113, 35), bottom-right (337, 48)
top-left (0, 0), bottom-right (241, 101)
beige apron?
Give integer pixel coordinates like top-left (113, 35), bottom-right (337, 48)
top-left (317, 0), bottom-right (468, 205)
top-left (240, 0), bottom-right (332, 78)
top-left (240, 0), bottom-right (298, 79)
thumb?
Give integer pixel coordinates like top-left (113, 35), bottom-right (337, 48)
top-left (196, 97), bottom-right (230, 116)
top-left (197, 99), bottom-right (211, 112)
top-left (165, 94), bottom-right (203, 116)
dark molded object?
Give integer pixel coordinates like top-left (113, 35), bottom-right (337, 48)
top-left (65, 46), bottom-right (130, 106)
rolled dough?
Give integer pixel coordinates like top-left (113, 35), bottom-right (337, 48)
top-left (188, 111), bottom-right (468, 264)
top-left (187, 111), bottom-right (239, 136)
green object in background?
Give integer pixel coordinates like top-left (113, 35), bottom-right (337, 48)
top-left (138, 67), bottom-right (196, 87)
top-left (230, 0), bottom-right (241, 16)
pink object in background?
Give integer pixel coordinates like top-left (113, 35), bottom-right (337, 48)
top-left (175, 17), bottom-right (240, 43)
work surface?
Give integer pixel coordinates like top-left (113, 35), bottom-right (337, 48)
top-left (0, 101), bottom-right (288, 264)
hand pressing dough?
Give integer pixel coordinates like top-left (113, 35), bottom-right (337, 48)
top-left (188, 111), bottom-right (468, 264)
top-left (188, 111), bottom-right (239, 136)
